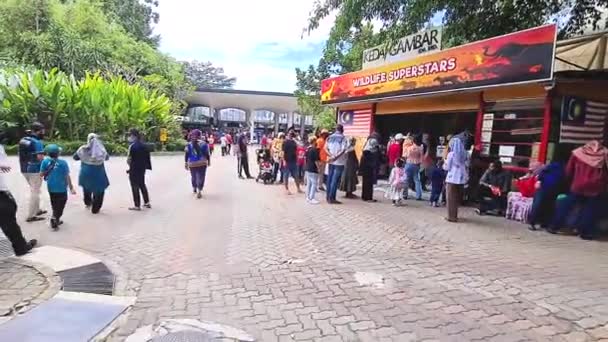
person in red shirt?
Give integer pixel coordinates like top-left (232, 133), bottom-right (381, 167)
top-left (261, 135), bottom-right (268, 149)
top-left (296, 140), bottom-right (306, 183)
top-left (387, 133), bottom-right (404, 174)
top-left (549, 140), bottom-right (608, 239)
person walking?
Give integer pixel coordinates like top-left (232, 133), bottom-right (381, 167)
top-left (220, 134), bottom-right (228, 156)
top-left (185, 129), bottom-right (210, 199)
top-left (40, 144), bottom-right (76, 230)
top-left (0, 141), bottom-right (38, 256)
top-left (127, 129), bottom-right (152, 211)
top-left (304, 136), bottom-right (321, 204)
top-left (74, 133), bottom-right (110, 214)
top-left (238, 132), bottom-right (253, 179)
top-left (225, 133), bottom-right (233, 155)
top-left (324, 125), bottom-right (348, 204)
top-left (282, 131), bottom-right (302, 195)
top-left (340, 137), bottom-right (359, 199)
top-left (271, 132), bottom-right (285, 183)
top-left (360, 133), bottom-right (381, 202)
top-left (443, 136), bottom-right (470, 222)
top-left (18, 122), bottom-right (47, 222)
top-left (316, 129), bottom-right (329, 191)
top-left (402, 135), bottom-right (424, 200)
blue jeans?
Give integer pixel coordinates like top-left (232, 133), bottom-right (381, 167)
top-left (551, 193), bottom-right (601, 238)
top-left (406, 163), bottom-right (422, 200)
top-left (190, 166), bottom-right (207, 191)
top-left (305, 172), bottom-right (318, 201)
top-left (326, 164), bottom-right (345, 202)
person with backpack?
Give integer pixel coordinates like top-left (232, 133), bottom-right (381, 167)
top-left (40, 144), bottom-right (76, 230)
top-left (184, 129), bottom-right (210, 199)
top-left (0, 139), bottom-right (38, 255)
top-left (18, 122), bottom-right (47, 222)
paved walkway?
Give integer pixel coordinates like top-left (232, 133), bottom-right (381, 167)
top-left (2, 153), bottom-right (608, 341)
top-left (0, 260), bottom-right (49, 319)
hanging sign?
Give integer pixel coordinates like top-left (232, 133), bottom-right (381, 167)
top-left (362, 27), bottom-right (443, 69)
top-left (321, 24), bottom-right (557, 104)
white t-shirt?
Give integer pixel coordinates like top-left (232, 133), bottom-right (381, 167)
top-left (0, 145), bottom-right (10, 191)
top-left (220, 136), bottom-right (227, 147)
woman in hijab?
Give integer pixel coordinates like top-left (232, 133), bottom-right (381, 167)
top-left (548, 140), bottom-right (608, 240)
top-left (339, 137), bottom-right (359, 199)
top-left (73, 133), bottom-right (110, 214)
top-left (359, 132), bottom-right (381, 202)
top-left (443, 136), bottom-right (470, 222)
top-left (185, 129), bottom-right (210, 199)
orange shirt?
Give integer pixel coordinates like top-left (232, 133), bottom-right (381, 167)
top-left (317, 137), bottom-right (328, 162)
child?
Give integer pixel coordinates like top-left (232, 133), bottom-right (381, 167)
top-left (40, 144), bottom-right (75, 230)
top-left (297, 140), bottom-right (306, 184)
top-left (430, 159), bottom-right (446, 207)
top-left (386, 158), bottom-right (407, 206)
top-left (304, 136), bottom-right (321, 204)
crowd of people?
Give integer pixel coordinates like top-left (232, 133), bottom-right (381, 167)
top-left (0, 122), bottom-right (153, 256)
top-left (1, 121), bottom-right (607, 258)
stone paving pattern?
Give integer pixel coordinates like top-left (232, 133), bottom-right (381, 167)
top-left (3, 154), bottom-right (608, 341)
top-left (0, 260), bottom-right (49, 318)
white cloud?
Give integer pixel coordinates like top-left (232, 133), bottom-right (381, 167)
top-left (155, 0), bottom-right (334, 92)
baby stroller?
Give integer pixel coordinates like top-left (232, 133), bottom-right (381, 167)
top-left (255, 149), bottom-right (274, 184)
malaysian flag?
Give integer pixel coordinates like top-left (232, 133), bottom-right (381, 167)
top-left (560, 97), bottom-right (608, 144)
top-left (338, 108), bottom-right (373, 137)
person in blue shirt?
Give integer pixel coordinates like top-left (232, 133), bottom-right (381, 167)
top-left (184, 129), bottom-right (210, 199)
top-left (18, 122), bottom-right (48, 222)
top-left (40, 144), bottom-right (76, 230)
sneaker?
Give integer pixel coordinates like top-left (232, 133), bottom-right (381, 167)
top-left (309, 199), bottom-right (320, 205)
top-left (50, 218), bottom-right (59, 230)
top-left (196, 192), bottom-right (202, 199)
top-left (144, 203), bottom-right (152, 209)
top-left (25, 216), bottom-right (45, 223)
top-left (128, 207), bottom-right (142, 211)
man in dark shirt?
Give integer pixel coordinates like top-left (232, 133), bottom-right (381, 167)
top-left (477, 160), bottom-right (511, 215)
top-left (127, 129), bottom-right (152, 211)
top-left (238, 133), bottom-right (253, 179)
top-left (282, 132), bottom-right (302, 195)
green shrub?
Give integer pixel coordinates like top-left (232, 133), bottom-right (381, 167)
top-left (3, 141), bottom-right (130, 156)
top-left (165, 140), bottom-right (187, 152)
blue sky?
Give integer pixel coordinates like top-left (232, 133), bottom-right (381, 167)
top-left (155, 0), bottom-right (333, 92)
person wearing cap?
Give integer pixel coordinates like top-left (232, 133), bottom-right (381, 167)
top-left (0, 139), bottom-right (38, 255)
top-left (388, 133), bottom-right (404, 175)
top-left (325, 124), bottom-right (349, 204)
top-left (18, 122), bottom-right (47, 222)
top-left (40, 144), bottom-right (76, 230)
top-left (316, 129), bottom-right (329, 191)
top-left (127, 128), bottom-right (152, 210)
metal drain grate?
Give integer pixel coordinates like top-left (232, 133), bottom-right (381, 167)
top-left (152, 331), bottom-right (215, 342)
top-left (57, 261), bottom-right (114, 295)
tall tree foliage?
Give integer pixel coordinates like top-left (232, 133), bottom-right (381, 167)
top-left (182, 60), bottom-right (237, 89)
top-left (306, 0), bottom-right (608, 74)
top-left (101, 0), bottom-right (160, 46)
top-left (295, 62), bottom-right (336, 130)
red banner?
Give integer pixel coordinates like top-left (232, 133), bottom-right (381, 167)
top-left (321, 25), bottom-right (557, 104)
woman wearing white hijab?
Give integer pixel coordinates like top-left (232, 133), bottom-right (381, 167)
top-left (74, 133), bottom-right (110, 214)
top-left (443, 135), bottom-right (470, 222)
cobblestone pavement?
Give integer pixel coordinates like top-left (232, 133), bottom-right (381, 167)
top-left (3, 154), bottom-right (608, 341)
top-left (0, 260), bottom-right (50, 319)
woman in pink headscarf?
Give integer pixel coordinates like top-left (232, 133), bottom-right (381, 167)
top-left (548, 141), bottom-right (608, 239)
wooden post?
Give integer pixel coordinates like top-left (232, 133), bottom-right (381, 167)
top-left (474, 92), bottom-right (485, 151)
top-left (538, 92), bottom-right (552, 163)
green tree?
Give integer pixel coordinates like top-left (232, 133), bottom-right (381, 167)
top-left (101, 0), bottom-right (160, 46)
top-left (306, 0), bottom-right (608, 73)
top-left (182, 60), bottom-right (237, 89)
top-left (295, 63), bottom-right (335, 130)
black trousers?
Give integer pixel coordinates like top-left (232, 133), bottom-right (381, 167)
top-left (361, 175), bottom-right (374, 201)
top-left (129, 171), bottom-right (149, 207)
top-left (239, 156), bottom-right (251, 178)
top-left (49, 192), bottom-right (68, 220)
top-left (0, 191), bottom-right (29, 254)
top-left (83, 190), bottom-right (105, 214)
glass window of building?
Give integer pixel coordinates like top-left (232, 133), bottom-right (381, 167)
top-left (219, 108), bottom-right (246, 122)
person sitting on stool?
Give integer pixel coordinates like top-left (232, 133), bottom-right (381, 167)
top-left (477, 160), bottom-right (511, 216)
